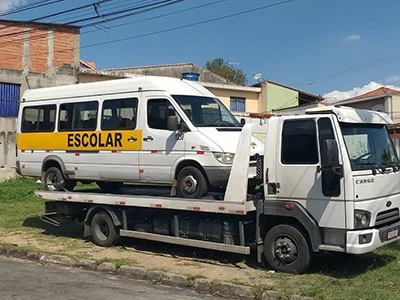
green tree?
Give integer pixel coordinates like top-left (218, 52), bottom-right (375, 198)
top-left (205, 57), bottom-right (247, 85)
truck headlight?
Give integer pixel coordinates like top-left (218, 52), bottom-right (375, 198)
top-left (213, 152), bottom-right (235, 164)
top-left (354, 210), bottom-right (371, 229)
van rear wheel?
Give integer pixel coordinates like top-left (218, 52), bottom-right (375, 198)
top-left (177, 166), bottom-right (207, 198)
top-left (42, 167), bottom-right (75, 191)
top-left (97, 181), bottom-right (123, 192)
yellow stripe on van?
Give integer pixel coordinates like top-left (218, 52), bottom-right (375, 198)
top-left (16, 130), bottom-right (143, 151)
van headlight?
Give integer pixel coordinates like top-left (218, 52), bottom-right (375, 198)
top-left (354, 210), bottom-right (371, 229)
top-left (213, 152), bottom-right (235, 164)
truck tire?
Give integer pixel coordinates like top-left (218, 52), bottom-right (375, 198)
top-left (96, 181), bottom-right (123, 192)
top-left (91, 211), bottom-right (119, 247)
top-left (42, 167), bottom-right (75, 191)
top-left (264, 224), bottom-right (311, 274)
top-left (177, 166), bottom-right (207, 198)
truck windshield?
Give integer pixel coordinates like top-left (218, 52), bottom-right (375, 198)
top-left (172, 95), bottom-right (241, 127)
top-left (340, 122), bottom-right (399, 171)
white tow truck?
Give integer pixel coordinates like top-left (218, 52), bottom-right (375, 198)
top-left (36, 106), bottom-right (400, 273)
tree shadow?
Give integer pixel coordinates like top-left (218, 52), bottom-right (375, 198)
top-left (21, 215), bottom-right (399, 276)
top-left (22, 216), bottom-right (83, 239)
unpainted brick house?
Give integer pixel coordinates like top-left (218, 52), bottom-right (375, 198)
top-left (0, 20), bottom-right (80, 168)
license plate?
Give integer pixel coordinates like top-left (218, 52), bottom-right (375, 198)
top-left (387, 227), bottom-right (399, 240)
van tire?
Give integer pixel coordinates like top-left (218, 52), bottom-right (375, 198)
top-left (177, 166), bottom-right (207, 198)
top-left (264, 224), bottom-right (311, 274)
top-left (91, 211), bottom-right (119, 247)
top-left (97, 181), bottom-right (123, 192)
top-left (42, 167), bottom-right (75, 191)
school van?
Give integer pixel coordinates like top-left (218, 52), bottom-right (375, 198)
top-left (16, 76), bottom-right (263, 198)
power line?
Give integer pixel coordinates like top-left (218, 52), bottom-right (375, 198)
top-left (0, 0), bottom-right (181, 48)
top-left (0, 0), bottom-right (68, 17)
top-left (83, 0), bottom-right (230, 33)
top-left (0, 0), bottom-right (295, 62)
top-left (31, 0), bottom-right (114, 22)
top-left (80, 0), bottom-right (295, 49)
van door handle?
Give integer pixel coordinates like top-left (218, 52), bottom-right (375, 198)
top-left (143, 136), bottom-right (154, 142)
top-left (127, 136), bottom-right (137, 142)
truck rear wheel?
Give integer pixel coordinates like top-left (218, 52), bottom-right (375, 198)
top-left (264, 224), bottom-right (311, 274)
top-left (42, 167), bottom-right (75, 191)
top-left (177, 166), bottom-right (207, 198)
top-left (91, 211), bottom-right (119, 247)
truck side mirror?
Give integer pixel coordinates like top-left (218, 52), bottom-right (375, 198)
top-left (321, 139), bottom-right (343, 177)
top-left (240, 118), bottom-right (246, 126)
top-left (321, 139), bottom-right (339, 168)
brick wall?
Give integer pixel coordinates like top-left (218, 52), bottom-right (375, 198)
top-left (0, 21), bottom-right (78, 73)
top-left (0, 24), bottom-right (23, 70)
top-left (53, 29), bottom-right (75, 68)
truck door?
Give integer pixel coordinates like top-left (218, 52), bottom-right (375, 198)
top-left (139, 97), bottom-right (185, 183)
top-left (274, 116), bottom-right (346, 228)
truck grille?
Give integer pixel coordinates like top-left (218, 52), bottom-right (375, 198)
top-left (375, 208), bottom-right (399, 227)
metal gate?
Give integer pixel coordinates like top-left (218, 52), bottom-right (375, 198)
top-left (0, 82), bottom-right (20, 117)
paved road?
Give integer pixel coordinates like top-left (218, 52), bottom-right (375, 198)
top-left (0, 256), bottom-right (221, 300)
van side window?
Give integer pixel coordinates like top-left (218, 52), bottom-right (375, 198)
top-left (59, 101), bottom-right (98, 131)
top-left (148, 99), bottom-right (176, 130)
top-left (281, 119), bottom-right (318, 164)
top-left (21, 105), bottom-right (56, 132)
top-left (101, 98), bottom-right (138, 130)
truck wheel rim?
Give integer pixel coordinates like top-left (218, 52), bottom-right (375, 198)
top-left (97, 221), bottom-right (110, 240)
top-left (274, 236), bottom-right (298, 264)
top-left (183, 175), bottom-right (197, 194)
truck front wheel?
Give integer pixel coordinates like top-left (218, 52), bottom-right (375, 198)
top-left (91, 211), bottom-right (119, 247)
top-left (264, 224), bottom-right (311, 274)
top-left (177, 166), bottom-right (207, 198)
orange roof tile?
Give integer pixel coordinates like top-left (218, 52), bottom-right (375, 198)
top-left (349, 87), bottom-right (400, 100)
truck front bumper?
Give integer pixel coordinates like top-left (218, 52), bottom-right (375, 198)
top-left (346, 221), bottom-right (400, 254)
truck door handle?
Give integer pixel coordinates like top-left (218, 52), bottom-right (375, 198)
top-left (143, 136), bottom-right (154, 142)
top-left (127, 136), bottom-right (137, 142)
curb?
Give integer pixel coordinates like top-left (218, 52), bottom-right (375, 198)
top-left (0, 245), bottom-right (312, 300)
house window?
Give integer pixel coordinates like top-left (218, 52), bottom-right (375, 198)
top-left (230, 97), bottom-right (245, 112)
top-left (0, 82), bottom-right (20, 117)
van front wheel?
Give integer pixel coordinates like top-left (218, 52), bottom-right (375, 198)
top-left (177, 166), bottom-right (207, 198)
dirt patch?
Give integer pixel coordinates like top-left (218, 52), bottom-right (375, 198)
top-left (0, 229), bottom-right (276, 286)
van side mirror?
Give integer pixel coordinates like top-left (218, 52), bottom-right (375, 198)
top-left (167, 115), bottom-right (178, 131)
top-left (240, 118), bottom-right (246, 126)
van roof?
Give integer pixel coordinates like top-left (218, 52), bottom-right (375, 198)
top-left (22, 76), bottom-right (215, 101)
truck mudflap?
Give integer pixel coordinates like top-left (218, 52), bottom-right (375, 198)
top-left (346, 221), bottom-right (400, 254)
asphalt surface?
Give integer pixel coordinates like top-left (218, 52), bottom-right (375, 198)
top-left (0, 256), bottom-right (222, 300)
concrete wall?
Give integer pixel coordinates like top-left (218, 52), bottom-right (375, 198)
top-left (104, 63), bottom-right (228, 84)
top-left (389, 95), bottom-right (400, 123)
top-left (0, 118), bottom-right (16, 167)
top-left (266, 82), bottom-right (299, 112)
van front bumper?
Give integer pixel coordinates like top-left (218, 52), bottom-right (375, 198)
top-left (203, 166), bottom-right (231, 188)
top-left (346, 221), bottom-right (400, 254)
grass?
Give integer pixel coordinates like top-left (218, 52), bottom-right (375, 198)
top-left (1, 177), bottom-right (400, 299)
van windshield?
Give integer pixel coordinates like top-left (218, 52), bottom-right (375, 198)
top-left (172, 95), bottom-right (241, 127)
top-left (340, 122), bottom-right (399, 171)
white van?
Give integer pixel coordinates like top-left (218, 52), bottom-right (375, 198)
top-left (16, 76), bottom-right (263, 198)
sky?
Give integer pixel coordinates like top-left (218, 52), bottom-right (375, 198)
top-left (2, 0), bottom-right (400, 102)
